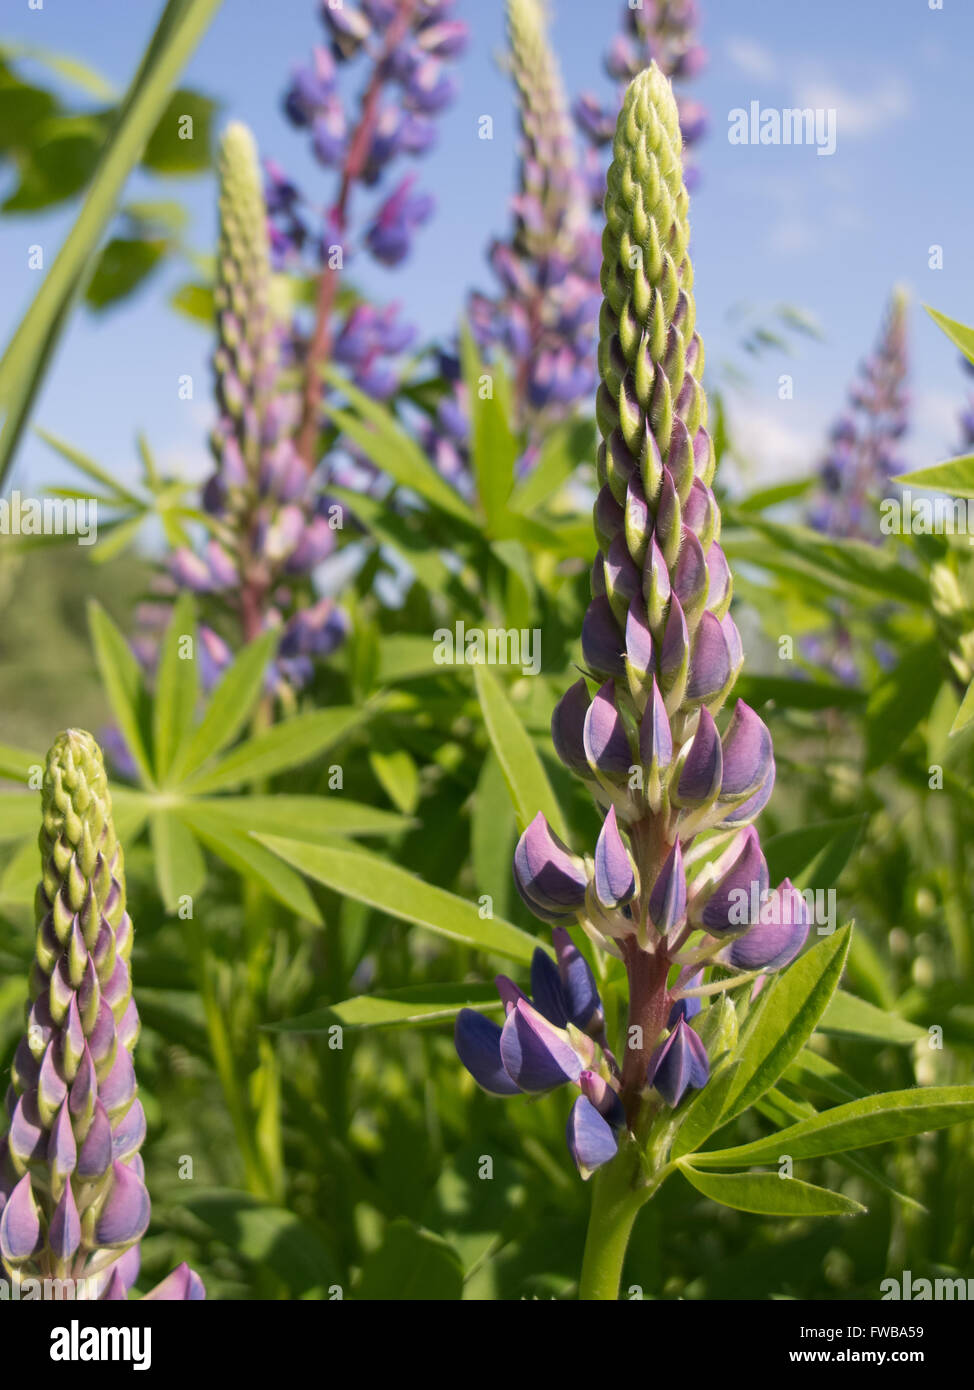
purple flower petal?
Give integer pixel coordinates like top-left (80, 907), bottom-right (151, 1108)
top-left (700, 826), bottom-right (770, 933)
top-left (675, 707), bottom-right (723, 806)
top-left (513, 812), bottom-right (588, 919)
top-left (499, 999), bottom-right (582, 1093)
top-left (581, 596), bottom-right (625, 678)
top-left (95, 1161), bottom-right (151, 1248)
top-left (719, 879), bottom-right (809, 971)
top-left (566, 1095), bottom-right (618, 1178)
top-left (648, 840), bottom-right (687, 937)
top-left (593, 806), bottom-right (636, 908)
top-left (582, 680), bottom-right (632, 778)
top-left (455, 1009), bottom-right (520, 1096)
top-left (551, 678), bottom-right (592, 777)
top-left (720, 700), bottom-right (773, 800)
top-left (552, 927), bottom-right (603, 1032)
top-left (647, 1018), bottom-right (710, 1107)
top-left (0, 1173), bottom-right (40, 1262)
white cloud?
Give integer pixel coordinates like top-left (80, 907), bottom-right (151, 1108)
top-left (793, 76), bottom-right (911, 137)
top-left (724, 395), bottom-right (823, 489)
top-left (726, 37), bottom-right (777, 80)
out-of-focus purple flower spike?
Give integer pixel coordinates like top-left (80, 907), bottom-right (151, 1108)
top-left (566, 1095), bottom-right (619, 1179)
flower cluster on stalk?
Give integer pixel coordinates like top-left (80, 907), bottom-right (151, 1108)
top-left (456, 64), bottom-right (808, 1179)
top-left (0, 731), bottom-right (204, 1299)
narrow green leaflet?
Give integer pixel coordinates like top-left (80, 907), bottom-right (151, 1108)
top-left (152, 592), bottom-right (198, 779)
top-left (459, 323), bottom-right (517, 526)
top-left (87, 599), bottom-right (155, 786)
top-left (169, 629), bottom-right (277, 782)
top-left (719, 925), bottom-right (851, 1126)
top-left (182, 704), bottom-right (371, 793)
top-left (266, 983), bottom-right (503, 1033)
top-left (892, 456), bottom-right (974, 498)
top-left (925, 305), bottom-right (974, 366)
top-left (151, 810), bottom-right (205, 912)
top-left (508, 418), bottom-right (595, 515)
top-left (819, 989), bottom-right (926, 1044)
top-left (190, 794), bottom-right (409, 840)
top-left (678, 1164), bottom-right (864, 1217)
top-left (255, 835), bottom-right (541, 965)
top-left (690, 1086), bottom-right (974, 1169)
top-left (473, 664), bottom-right (569, 840)
top-left (180, 815), bottom-right (322, 923)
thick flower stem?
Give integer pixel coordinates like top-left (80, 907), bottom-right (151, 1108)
top-left (578, 1144), bottom-right (648, 1300)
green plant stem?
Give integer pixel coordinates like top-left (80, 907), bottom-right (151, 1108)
top-left (579, 1143), bottom-right (678, 1300)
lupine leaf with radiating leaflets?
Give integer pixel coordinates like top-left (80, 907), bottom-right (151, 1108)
top-left (168, 628), bottom-right (278, 783)
top-left (185, 816), bottom-right (322, 923)
top-left (473, 663), bottom-right (570, 840)
top-left (688, 1085), bottom-right (974, 1169)
top-left (717, 925), bottom-right (852, 1127)
top-left (187, 794), bottom-right (410, 840)
top-left (255, 835), bottom-right (542, 965)
top-left (678, 1164), bottom-right (865, 1217)
top-left (181, 705), bottom-right (376, 793)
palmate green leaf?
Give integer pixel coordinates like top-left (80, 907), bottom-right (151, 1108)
top-left (355, 1219), bottom-right (463, 1301)
top-left (181, 704), bottom-right (372, 793)
top-left (150, 810), bottom-right (205, 912)
top-left (459, 323), bottom-right (517, 526)
top-left (678, 1164), bottom-right (864, 1217)
top-left (892, 455), bottom-right (974, 498)
top-left (473, 664), bottom-right (569, 841)
top-left (717, 925), bottom-right (852, 1129)
top-left (329, 484), bottom-right (455, 595)
top-left (88, 514), bottom-right (147, 564)
top-left (266, 983), bottom-right (502, 1033)
top-left (169, 629), bottom-right (277, 783)
top-left (951, 675), bottom-right (974, 736)
top-left (183, 815), bottom-right (321, 923)
top-left (189, 793), bottom-right (410, 840)
top-left (87, 599), bottom-right (155, 786)
top-left (690, 1085), bottom-right (974, 1169)
top-left (819, 989), bottom-right (926, 1044)
top-left (0, 0), bottom-right (223, 485)
top-left (153, 592), bottom-right (198, 779)
top-left (865, 638), bottom-right (943, 772)
top-left (322, 364), bottom-right (476, 526)
top-left (255, 836), bottom-right (540, 965)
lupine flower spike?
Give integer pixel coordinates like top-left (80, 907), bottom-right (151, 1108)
top-left (456, 64), bottom-right (807, 1180)
top-left (170, 123), bottom-right (345, 693)
top-left (0, 731), bottom-right (204, 1299)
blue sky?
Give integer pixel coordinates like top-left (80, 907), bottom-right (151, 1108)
top-left (1, 0), bottom-right (971, 502)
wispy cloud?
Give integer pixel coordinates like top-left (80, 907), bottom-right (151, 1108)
top-left (795, 76), bottom-right (911, 137)
top-left (726, 37), bottom-right (777, 80)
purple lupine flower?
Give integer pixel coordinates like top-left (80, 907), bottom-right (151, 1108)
top-left (0, 731), bottom-right (203, 1299)
top-left (457, 66), bottom-right (807, 1180)
top-left (365, 174), bottom-right (435, 265)
top-left (456, 931), bottom-right (622, 1174)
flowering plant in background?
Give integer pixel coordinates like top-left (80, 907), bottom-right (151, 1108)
top-left (0, 731), bottom-right (203, 1299)
top-left (171, 123), bottom-right (346, 698)
top-left (574, 0), bottom-right (707, 203)
top-left (467, 0), bottom-right (601, 441)
top-left (269, 0), bottom-right (467, 474)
